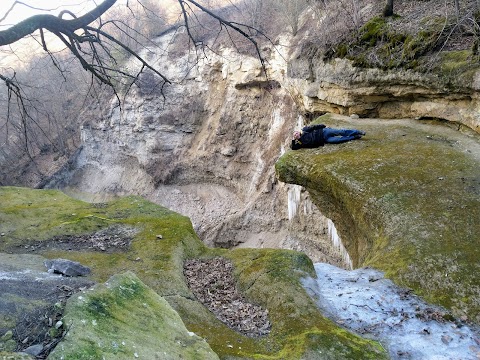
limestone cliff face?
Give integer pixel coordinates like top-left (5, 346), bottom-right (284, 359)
top-left (47, 27), bottom-right (480, 260)
top-left (46, 33), bottom-right (343, 265)
top-left (288, 55), bottom-right (480, 133)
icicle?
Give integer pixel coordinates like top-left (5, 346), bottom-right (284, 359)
top-left (287, 185), bottom-right (302, 220)
top-left (327, 219), bottom-right (353, 270)
top-left (303, 197), bottom-right (313, 215)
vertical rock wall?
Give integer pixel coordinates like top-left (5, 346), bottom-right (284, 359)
top-left (44, 32), bottom-right (346, 265)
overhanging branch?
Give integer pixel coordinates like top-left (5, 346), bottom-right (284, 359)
top-left (0, 0), bottom-right (116, 46)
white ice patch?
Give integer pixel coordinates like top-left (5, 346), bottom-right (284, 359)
top-left (287, 185), bottom-right (302, 220)
top-left (327, 219), bottom-right (353, 270)
top-left (302, 263), bottom-right (480, 360)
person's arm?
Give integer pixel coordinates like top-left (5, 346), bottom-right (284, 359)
top-left (291, 140), bottom-right (302, 150)
top-left (302, 124), bottom-right (326, 132)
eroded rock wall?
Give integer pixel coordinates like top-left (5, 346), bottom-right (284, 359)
top-left (43, 33), bottom-right (345, 265)
top-left (288, 56), bottom-right (480, 133)
top-left (46, 23), bottom-right (480, 262)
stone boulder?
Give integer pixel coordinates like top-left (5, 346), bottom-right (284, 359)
top-left (276, 113), bottom-right (480, 323)
top-left (44, 258), bottom-right (91, 277)
top-left (47, 272), bottom-right (219, 360)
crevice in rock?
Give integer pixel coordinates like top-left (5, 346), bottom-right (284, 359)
top-left (183, 257), bottom-right (271, 337)
top-left (10, 225), bottom-right (139, 254)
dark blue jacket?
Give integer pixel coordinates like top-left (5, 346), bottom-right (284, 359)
top-left (291, 124), bottom-right (326, 150)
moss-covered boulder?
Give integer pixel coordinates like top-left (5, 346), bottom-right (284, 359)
top-left (47, 272), bottom-right (218, 360)
top-left (0, 186), bottom-right (387, 359)
top-left (276, 114), bottom-right (480, 323)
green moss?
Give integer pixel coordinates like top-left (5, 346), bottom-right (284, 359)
top-left (1, 187), bottom-right (389, 358)
top-left (48, 272), bottom-right (219, 360)
top-left (430, 50), bottom-right (480, 83)
top-left (276, 114), bottom-right (480, 322)
top-left (329, 13), bottom-right (480, 78)
top-left (359, 16), bottom-right (387, 46)
top-left (0, 351), bottom-right (32, 359)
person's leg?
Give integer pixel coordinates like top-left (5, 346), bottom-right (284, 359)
top-left (323, 128), bottom-right (365, 144)
top-left (324, 135), bottom-right (357, 144)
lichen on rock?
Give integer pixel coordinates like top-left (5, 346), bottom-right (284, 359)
top-left (276, 114), bottom-right (480, 323)
top-left (47, 272), bottom-right (219, 360)
top-left (0, 186), bottom-right (388, 359)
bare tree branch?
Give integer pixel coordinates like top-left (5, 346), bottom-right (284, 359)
top-left (178, 0), bottom-right (267, 74)
top-left (0, 0), bottom-right (269, 186)
top-left (0, 0), bottom-right (117, 46)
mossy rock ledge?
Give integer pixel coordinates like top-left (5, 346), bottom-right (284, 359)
top-left (47, 272), bottom-right (219, 360)
top-left (0, 186), bottom-right (387, 359)
top-left (275, 114), bottom-right (480, 323)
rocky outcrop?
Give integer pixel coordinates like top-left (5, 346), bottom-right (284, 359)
top-left (43, 21), bottom-right (480, 263)
top-left (47, 272), bottom-right (219, 360)
top-left (41, 32), bottom-right (348, 266)
top-left (288, 56), bottom-right (480, 133)
top-left (276, 114), bottom-right (480, 323)
top-left (0, 187), bottom-right (388, 359)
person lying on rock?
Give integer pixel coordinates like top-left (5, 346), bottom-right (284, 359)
top-left (291, 124), bottom-right (366, 150)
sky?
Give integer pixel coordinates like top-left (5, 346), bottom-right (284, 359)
top-left (0, 0), bottom-right (231, 66)
top-left (0, 0), bottom-right (99, 29)
top-left (0, 0), bottom-right (154, 66)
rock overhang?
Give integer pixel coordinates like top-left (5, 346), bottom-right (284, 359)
top-left (276, 113), bottom-right (480, 323)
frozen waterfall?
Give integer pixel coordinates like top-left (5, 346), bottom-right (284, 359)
top-left (287, 185), bottom-right (302, 221)
top-left (327, 219), bottom-right (353, 270)
top-left (287, 185), bottom-right (353, 270)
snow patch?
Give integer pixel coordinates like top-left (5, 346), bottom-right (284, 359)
top-left (302, 263), bottom-right (480, 360)
top-left (327, 219), bottom-right (353, 270)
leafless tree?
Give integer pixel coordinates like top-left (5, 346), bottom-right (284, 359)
top-left (271, 0), bottom-right (310, 35)
top-left (0, 0), bottom-right (267, 106)
top-left (239, 0), bottom-right (267, 30)
top-left (0, 0), bottom-right (268, 185)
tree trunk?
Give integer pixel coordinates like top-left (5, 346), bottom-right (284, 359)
top-left (383, 0), bottom-right (394, 17)
top-left (0, 0), bottom-right (116, 46)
